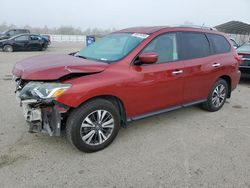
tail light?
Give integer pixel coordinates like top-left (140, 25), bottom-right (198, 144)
top-left (235, 54), bottom-right (242, 65)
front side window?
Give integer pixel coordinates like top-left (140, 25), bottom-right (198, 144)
top-left (142, 33), bottom-right (178, 64)
top-left (77, 33), bottom-right (147, 62)
top-left (8, 30), bottom-right (15, 36)
top-left (181, 32), bottom-right (210, 59)
top-left (15, 35), bottom-right (29, 41)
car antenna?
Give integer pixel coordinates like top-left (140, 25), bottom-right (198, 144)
top-left (201, 23), bottom-right (205, 29)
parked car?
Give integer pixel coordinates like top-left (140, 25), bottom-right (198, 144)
top-left (236, 42), bottom-right (250, 74)
top-left (12, 26), bottom-right (241, 152)
top-left (0, 29), bottom-right (30, 40)
top-left (0, 34), bottom-right (48, 52)
top-left (40, 34), bottom-right (51, 45)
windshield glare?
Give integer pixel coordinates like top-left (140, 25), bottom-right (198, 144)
top-left (76, 33), bottom-right (148, 62)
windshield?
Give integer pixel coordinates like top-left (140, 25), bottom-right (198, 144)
top-left (0, 31), bottom-right (7, 35)
top-left (76, 33), bottom-right (148, 62)
top-left (237, 43), bottom-right (250, 52)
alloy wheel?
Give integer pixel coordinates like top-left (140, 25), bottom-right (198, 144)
top-left (80, 110), bottom-right (114, 146)
top-left (4, 45), bottom-right (13, 52)
top-left (211, 84), bottom-right (226, 108)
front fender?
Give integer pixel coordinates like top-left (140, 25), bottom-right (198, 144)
top-left (55, 70), bottom-right (130, 109)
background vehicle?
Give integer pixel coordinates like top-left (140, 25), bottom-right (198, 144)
top-left (0, 34), bottom-right (48, 52)
top-left (230, 38), bottom-right (239, 48)
top-left (237, 42), bottom-right (250, 74)
top-left (12, 26), bottom-right (241, 152)
top-left (0, 29), bottom-right (30, 40)
top-left (40, 34), bottom-right (51, 45)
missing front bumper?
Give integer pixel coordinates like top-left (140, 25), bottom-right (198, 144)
top-left (21, 99), bottom-right (67, 136)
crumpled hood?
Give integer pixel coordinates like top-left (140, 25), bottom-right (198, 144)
top-left (12, 54), bottom-right (108, 80)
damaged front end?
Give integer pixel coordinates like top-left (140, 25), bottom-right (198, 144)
top-left (15, 79), bottom-right (71, 136)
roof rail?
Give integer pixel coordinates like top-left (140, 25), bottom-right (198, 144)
top-left (175, 25), bottom-right (217, 31)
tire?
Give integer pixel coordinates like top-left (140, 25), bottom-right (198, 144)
top-left (3, 45), bottom-right (13, 52)
top-left (66, 99), bottom-right (120, 152)
top-left (40, 44), bottom-right (47, 51)
top-left (202, 79), bottom-right (228, 112)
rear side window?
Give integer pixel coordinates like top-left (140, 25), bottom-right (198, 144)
top-left (180, 32), bottom-right (210, 59)
top-left (207, 34), bottom-right (231, 54)
top-left (16, 30), bottom-right (22, 34)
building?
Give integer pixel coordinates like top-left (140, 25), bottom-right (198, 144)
top-left (215, 21), bottom-right (250, 45)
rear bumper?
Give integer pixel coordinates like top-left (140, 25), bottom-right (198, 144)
top-left (231, 70), bottom-right (241, 91)
top-left (239, 66), bottom-right (250, 74)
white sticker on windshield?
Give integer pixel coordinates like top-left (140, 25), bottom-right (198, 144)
top-left (132, 33), bottom-right (149, 39)
top-left (100, 58), bottom-right (108, 61)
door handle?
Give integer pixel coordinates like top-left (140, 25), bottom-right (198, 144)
top-left (212, 63), bottom-right (221, 67)
top-left (172, 70), bottom-right (183, 75)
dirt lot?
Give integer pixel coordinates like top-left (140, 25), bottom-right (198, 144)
top-left (0, 42), bottom-right (250, 188)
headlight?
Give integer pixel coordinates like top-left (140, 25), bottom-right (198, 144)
top-left (19, 82), bottom-right (71, 99)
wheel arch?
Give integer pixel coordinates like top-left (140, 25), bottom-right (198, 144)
top-left (219, 75), bottom-right (231, 98)
top-left (75, 95), bottom-right (128, 127)
top-left (3, 44), bottom-right (14, 52)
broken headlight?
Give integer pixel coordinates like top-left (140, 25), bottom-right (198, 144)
top-left (19, 82), bottom-right (71, 100)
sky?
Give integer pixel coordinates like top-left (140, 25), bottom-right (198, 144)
top-left (0, 0), bottom-right (249, 29)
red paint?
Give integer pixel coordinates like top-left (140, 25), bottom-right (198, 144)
top-left (138, 52), bottom-right (158, 64)
top-left (12, 27), bottom-right (241, 119)
top-left (12, 54), bottom-right (108, 80)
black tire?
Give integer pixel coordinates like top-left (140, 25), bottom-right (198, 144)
top-left (202, 79), bottom-right (228, 112)
top-left (3, 45), bottom-right (13, 52)
top-left (40, 44), bottom-right (47, 51)
top-left (66, 99), bottom-right (120, 152)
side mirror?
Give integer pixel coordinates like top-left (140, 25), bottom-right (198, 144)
top-left (138, 52), bottom-right (158, 64)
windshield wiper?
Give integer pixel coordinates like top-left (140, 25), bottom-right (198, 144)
top-left (75, 55), bottom-right (88, 59)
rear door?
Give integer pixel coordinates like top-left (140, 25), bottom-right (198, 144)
top-left (28, 35), bottom-right (42, 50)
top-left (180, 32), bottom-right (214, 104)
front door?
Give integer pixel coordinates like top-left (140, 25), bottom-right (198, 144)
top-left (13, 35), bottom-right (30, 50)
top-left (126, 32), bottom-right (184, 117)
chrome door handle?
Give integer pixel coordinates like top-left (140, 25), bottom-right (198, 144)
top-left (212, 63), bottom-right (221, 67)
top-left (172, 70), bottom-right (183, 75)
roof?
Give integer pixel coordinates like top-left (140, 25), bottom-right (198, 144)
top-left (114, 26), bottom-right (220, 35)
top-left (215, 21), bottom-right (250, 35)
top-left (114, 26), bottom-right (168, 34)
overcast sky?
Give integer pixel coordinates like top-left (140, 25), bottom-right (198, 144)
top-left (1, 0), bottom-right (249, 29)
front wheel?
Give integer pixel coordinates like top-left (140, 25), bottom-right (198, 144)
top-left (202, 79), bottom-right (228, 112)
top-left (3, 45), bottom-right (13, 52)
top-left (66, 99), bottom-right (120, 152)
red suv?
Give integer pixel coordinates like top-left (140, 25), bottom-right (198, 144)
top-left (13, 26), bottom-right (241, 152)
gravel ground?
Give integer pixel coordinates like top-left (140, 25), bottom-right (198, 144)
top-left (0, 42), bottom-right (250, 188)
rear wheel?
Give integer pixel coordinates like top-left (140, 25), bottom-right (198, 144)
top-left (202, 79), bottom-right (228, 112)
top-left (40, 43), bottom-right (48, 51)
top-left (66, 99), bottom-right (120, 152)
top-left (3, 45), bottom-right (13, 52)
